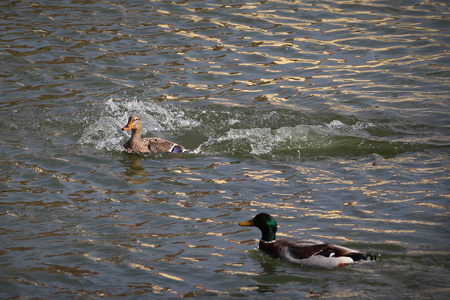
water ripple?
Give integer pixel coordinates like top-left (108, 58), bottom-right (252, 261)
top-left (1, 0), bottom-right (449, 298)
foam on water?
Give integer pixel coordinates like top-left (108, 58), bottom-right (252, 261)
top-left (196, 117), bottom-right (385, 159)
top-left (79, 98), bottom-right (201, 152)
top-left (79, 98), bottom-right (420, 159)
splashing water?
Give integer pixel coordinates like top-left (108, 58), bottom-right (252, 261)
top-left (79, 98), bottom-right (424, 159)
top-left (79, 98), bottom-right (201, 152)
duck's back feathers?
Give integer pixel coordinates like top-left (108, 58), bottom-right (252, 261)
top-left (289, 240), bottom-right (334, 260)
top-left (260, 239), bottom-right (329, 259)
top-left (143, 137), bottom-right (188, 154)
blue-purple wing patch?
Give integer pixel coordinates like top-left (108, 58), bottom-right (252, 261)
top-left (172, 146), bottom-right (183, 153)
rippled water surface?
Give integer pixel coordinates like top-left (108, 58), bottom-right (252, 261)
top-left (1, 0), bottom-right (449, 299)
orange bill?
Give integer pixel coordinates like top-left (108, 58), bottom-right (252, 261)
top-left (122, 122), bottom-right (133, 131)
top-left (239, 219), bottom-right (255, 226)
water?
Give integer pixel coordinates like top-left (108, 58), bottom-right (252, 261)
top-left (1, 0), bottom-right (449, 298)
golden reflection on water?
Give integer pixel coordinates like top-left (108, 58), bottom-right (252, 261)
top-left (355, 227), bottom-right (416, 234)
top-left (157, 272), bottom-right (185, 282)
top-left (126, 0), bottom-right (450, 112)
top-left (414, 202), bottom-right (447, 210)
top-left (128, 262), bottom-right (155, 272)
top-left (305, 210), bottom-right (443, 226)
top-left (1, 0), bottom-right (448, 298)
top-left (242, 169), bottom-right (287, 183)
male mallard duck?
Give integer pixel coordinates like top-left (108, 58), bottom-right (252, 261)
top-left (239, 213), bottom-right (375, 268)
top-left (122, 115), bottom-right (188, 154)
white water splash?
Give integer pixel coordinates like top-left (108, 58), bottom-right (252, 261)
top-left (79, 98), bottom-right (200, 151)
top-left (196, 118), bottom-right (379, 158)
top-left (327, 120), bottom-right (375, 131)
top-left (199, 125), bottom-right (311, 156)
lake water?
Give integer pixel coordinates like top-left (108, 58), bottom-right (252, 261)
top-left (1, 0), bottom-right (449, 299)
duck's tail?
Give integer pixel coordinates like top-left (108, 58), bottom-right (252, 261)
top-left (364, 253), bottom-right (377, 261)
top-left (347, 253), bottom-right (378, 261)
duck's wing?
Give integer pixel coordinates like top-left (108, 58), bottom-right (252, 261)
top-left (290, 240), bottom-right (366, 259)
top-left (141, 137), bottom-right (151, 147)
top-left (327, 244), bottom-right (367, 261)
top-left (144, 137), bottom-right (187, 153)
top-left (280, 240), bottom-right (363, 268)
top-left (286, 240), bottom-right (333, 260)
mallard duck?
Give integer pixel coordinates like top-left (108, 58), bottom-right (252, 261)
top-left (122, 115), bottom-right (188, 154)
top-left (239, 213), bottom-right (375, 268)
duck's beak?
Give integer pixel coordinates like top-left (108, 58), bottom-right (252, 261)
top-left (122, 121), bottom-right (133, 131)
top-left (239, 218), bottom-right (255, 226)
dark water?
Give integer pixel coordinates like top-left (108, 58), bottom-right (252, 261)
top-left (1, 0), bottom-right (449, 299)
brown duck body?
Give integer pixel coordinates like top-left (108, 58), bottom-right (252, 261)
top-left (122, 115), bottom-right (188, 154)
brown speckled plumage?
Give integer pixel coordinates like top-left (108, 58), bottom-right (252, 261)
top-left (122, 115), bottom-right (187, 154)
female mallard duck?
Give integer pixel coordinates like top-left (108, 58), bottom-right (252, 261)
top-left (122, 115), bottom-right (188, 154)
top-left (239, 213), bottom-right (375, 268)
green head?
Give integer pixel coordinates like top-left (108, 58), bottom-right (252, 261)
top-left (239, 213), bottom-right (277, 241)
